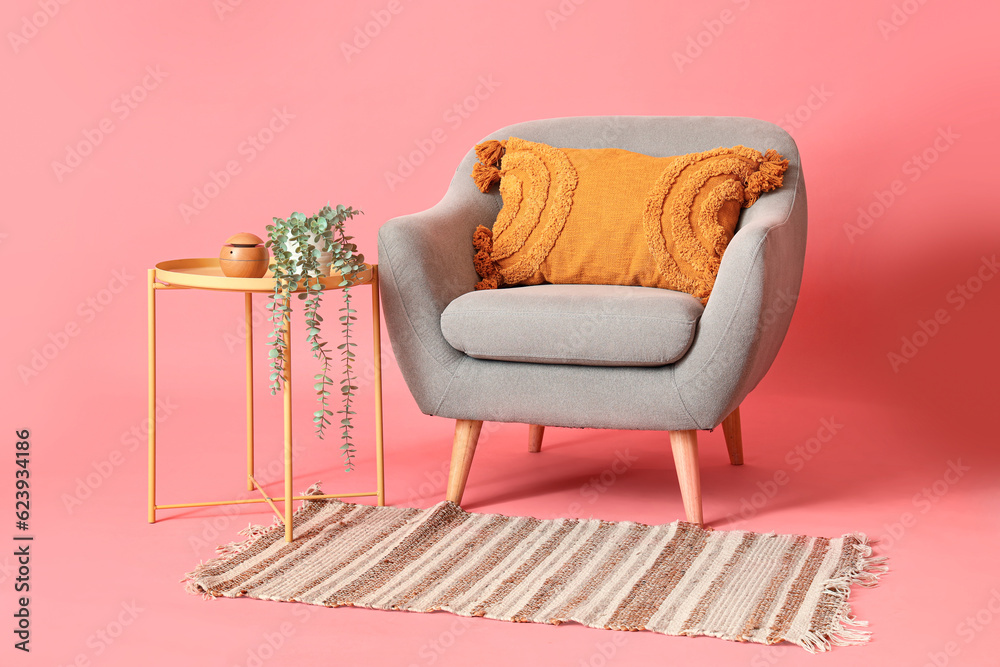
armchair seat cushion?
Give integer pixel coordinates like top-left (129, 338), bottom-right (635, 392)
top-left (441, 284), bottom-right (704, 367)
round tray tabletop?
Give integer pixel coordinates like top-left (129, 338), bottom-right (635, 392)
top-left (154, 258), bottom-right (374, 293)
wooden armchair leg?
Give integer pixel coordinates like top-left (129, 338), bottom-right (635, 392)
top-left (446, 419), bottom-right (484, 505)
top-left (721, 407), bottom-right (744, 466)
top-left (528, 424), bottom-right (545, 453)
top-left (669, 429), bottom-right (703, 526)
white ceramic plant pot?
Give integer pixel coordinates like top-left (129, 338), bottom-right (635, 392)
top-left (287, 231), bottom-right (334, 276)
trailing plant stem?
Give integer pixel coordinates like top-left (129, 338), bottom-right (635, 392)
top-left (264, 204), bottom-right (364, 472)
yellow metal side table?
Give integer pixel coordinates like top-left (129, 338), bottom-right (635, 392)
top-left (147, 258), bottom-right (385, 541)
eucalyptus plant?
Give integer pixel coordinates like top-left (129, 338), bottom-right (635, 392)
top-left (264, 204), bottom-right (365, 471)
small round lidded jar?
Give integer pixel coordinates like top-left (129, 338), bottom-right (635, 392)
top-left (219, 232), bottom-right (269, 278)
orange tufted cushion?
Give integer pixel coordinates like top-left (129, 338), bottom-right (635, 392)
top-left (471, 137), bottom-right (788, 303)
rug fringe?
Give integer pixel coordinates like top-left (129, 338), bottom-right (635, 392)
top-left (799, 532), bottom-right (888, 653)
top-left (180, 482), bottom-right (328, 598)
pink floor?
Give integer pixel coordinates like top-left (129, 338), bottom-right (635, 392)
top-left (7, 1), bottom-right (1000, 665)
top-left (20, 310), bottom-right (1000, 666)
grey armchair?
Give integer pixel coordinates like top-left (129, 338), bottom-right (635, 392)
top-left (377, 116), bottom-right (807, 525)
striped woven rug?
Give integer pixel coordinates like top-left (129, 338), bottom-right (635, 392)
top-left (184, 492), bottom-right (886, 652)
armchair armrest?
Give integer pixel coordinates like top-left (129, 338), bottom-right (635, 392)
top-left (673, 153), bottom-right (807, 427)
top-left (378, 180), bottom-right (501, 414)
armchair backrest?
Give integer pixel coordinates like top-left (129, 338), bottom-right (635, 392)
top-left (446, 115), bottom-right (801, 237)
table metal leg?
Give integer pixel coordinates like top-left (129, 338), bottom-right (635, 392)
top-left (282, 314), bottom-right (294, 542)
top-left (147, 269), bottom-right (157, 523)
top-left (245, 292), bottom-right (255, 491)
top-left (372, 267), bottom-right (385, 506)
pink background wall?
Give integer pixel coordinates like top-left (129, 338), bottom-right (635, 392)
top-left (4, 1), bottom-right (999, 665)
